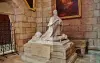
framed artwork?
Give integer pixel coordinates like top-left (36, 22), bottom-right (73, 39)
top-left (56, 0), bottom-right (82, 19)
top-left (24, 0), bottom-right (36, 11)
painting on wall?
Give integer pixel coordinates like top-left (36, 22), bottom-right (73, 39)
top-left (56, 0), bottom-right (81, 19)
top-left (24, 0), bottom-right (36, 11)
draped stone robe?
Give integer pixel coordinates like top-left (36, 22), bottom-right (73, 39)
top-left (41, 15), bottom-right (62, 41)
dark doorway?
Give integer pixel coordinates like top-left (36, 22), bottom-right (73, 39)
top-left (0, 14), bottom-right (11, 45)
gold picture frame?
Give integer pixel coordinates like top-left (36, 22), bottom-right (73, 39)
top-left (56, 0), bottom-right (82, 19)
top-left (24, 0), bottom-right (36, 11)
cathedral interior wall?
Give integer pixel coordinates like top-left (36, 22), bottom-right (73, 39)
top-left (36, 0), bottom-right (100, 49)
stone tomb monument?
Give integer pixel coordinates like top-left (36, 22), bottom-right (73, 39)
top-left (21, 10), bottom-right (77, 63)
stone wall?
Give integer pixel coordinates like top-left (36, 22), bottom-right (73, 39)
top-left (0, 0), bottom-right (36, 52)
top-left (61, 0), bottom-right (100, 49)
top-left (36, 0), bottom-right (52, 33)
top-left (36, 0), bottom-right (100, 49)
top-left (13, 0), bottom-right (36, 52)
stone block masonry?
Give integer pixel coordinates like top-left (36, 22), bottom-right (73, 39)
top-left (0, 0), bottom-right (37, 52)
top-left (36, 0), bottom-right (100, 49)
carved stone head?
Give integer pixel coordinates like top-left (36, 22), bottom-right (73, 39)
top-left (53, 10), bottom-right (58, 16)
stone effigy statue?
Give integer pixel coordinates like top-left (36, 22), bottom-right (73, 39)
top-left (21, 10), bottom-right (77, 63)
top-left (29, 10), bottom-right (69, 42)
top-left (41, 10), bottom-right (62, 40)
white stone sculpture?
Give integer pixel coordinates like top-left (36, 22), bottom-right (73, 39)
top-left (29, 10), bottom-right (69, 42)
top-left (41, 10), bottom-right (63, 41)
top-left (32, 32), bottom-right (42, 40)
top-left (28, 31), bottom-right (43, 43)
top-left (21, 10), bottom-right (77, 63)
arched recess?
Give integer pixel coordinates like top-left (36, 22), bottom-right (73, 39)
top-left (0, 0), bottom-right (17, 54)
top-left (0, 0), bottom-right (37, 53)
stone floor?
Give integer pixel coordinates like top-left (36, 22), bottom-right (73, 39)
top-left (75, 50), bottom-right (100, 63)
top-left (0, 50), bottom-right (100, 63)
top-left (75, 55), bottom-right (96, 63)
top-left (0, 54), bottom-right (23, 63)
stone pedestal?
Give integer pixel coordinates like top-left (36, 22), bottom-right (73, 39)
top-left (21, 40), bottom-right (77, 63)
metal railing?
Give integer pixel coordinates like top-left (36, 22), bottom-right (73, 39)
top-left (0, 26), bottom-right (18, 61)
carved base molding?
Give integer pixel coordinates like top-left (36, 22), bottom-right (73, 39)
top-left (17, 40), bottom-right (77, 63)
